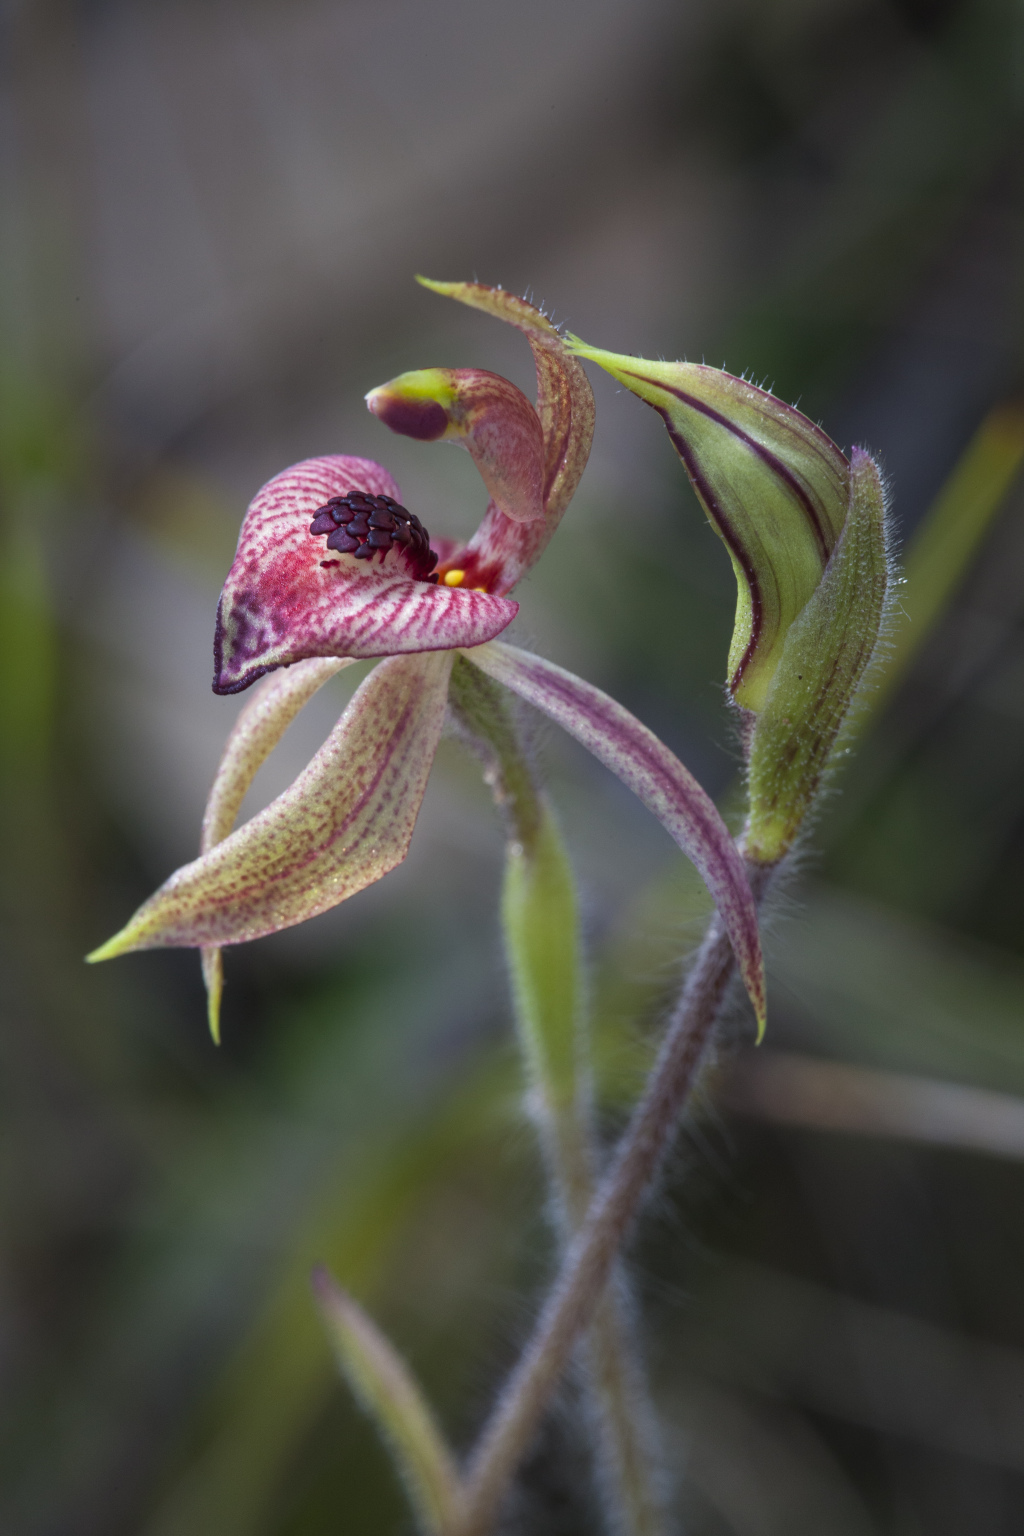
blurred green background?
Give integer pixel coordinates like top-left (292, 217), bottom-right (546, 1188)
top-left (3, 1), bottom-right (1024, 1531)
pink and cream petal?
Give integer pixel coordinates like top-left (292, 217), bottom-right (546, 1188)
top-left (463, 641), bottom-right (766, 1031)
top-left (214, 455), bottom-right (517, 693)
top-left (87, 652), bottom-right (453, 955)
top-left (198, 655), bottom-right (353, 1039)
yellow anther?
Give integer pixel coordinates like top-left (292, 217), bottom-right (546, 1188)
top-left (443, 569), bottom-right (465, 587)
top-left (474, 585), bottom-right (488, 593)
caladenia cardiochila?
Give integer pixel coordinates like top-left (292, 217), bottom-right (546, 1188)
top-left (85, 278), bottom-right (891, 1535)
top-left (87, 280), bottom-right (765, 1046)
top-left (86, 278), bottom-right (762, 1535)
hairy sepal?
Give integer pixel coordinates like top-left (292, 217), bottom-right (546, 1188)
top-left (367, 368), bottom-right (545, 525)
top-left (744, 447), bottom-right (889, 863)
top-left (416, 280), bottom-right (595, 593)
top-left (463, 641), bottom-right (766, 1032)
top-left (87, 653), bottom-right (452, 955)
top-left (214, 456), bottom-right (516, 693)
top-left (198, 656), bottom-right (352, 1041)
top-left (567, 341), bottom-right (850, 712)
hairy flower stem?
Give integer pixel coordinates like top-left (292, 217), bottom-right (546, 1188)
top-left (449, 657), bottom-right (667, 1535)
top-left (456, 857), bottom-right (774, 1536)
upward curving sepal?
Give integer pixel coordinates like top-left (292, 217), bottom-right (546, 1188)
top-left (463, 641), bottom-right (766, 1032)
top-left (198, 656), bottom-right (353, 1041)
top-left (213, 456), bottom-right (517, 693)
top-left (87, 652), bottom-right (453, 956)
top-left (566, 340), bottom-right (850, 712)
top-left (417, 280), bottom-right (596, 593)
top-left (367, 368), bottom-right (545, 525)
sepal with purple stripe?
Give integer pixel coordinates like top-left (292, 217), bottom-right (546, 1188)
top-left (86, 652), bottom-right (453, 957)
top-left (566, 340), bottom-right (849, 713)
top-left (198, 656), bottom-right (353, 1041)
top-left (461, 640), bottom-right (766, 1033)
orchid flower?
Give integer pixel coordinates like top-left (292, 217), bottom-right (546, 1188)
top-left (88, 281), bottom-right (765, 1040)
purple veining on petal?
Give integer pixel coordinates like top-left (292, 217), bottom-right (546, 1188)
top-left (464, 641), bottom-right (766, 1026)
top-left (94, 653), bottom-right (454, 952)
top-left (213, 455), bottom-right (518, 692)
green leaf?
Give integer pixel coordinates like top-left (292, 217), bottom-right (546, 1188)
top-left (873, 400), bottom-right (1024, 717)
top-left (312, 1268), bottom-right (463, 1536)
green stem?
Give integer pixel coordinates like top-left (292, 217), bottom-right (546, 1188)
top-left (455, 859), bottom-right (775, 1536)
top-left (449, 657), bottom-right (667, 1536)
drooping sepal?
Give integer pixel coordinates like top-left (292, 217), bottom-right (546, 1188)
top-left (367, 368), bottom-right (545, 525)
top-left (463, 641), bottom-right (766, 1032)
top-left (198, 656), bottom-right (353, 1040)
top-left (86, 652), bottom-right (453, 955)
top-left (212, 456), bottom-right (516, 692)
top-left (566, 341), bottom-right (850, 712)
top-left (744, 447), bottom-right (890, 864)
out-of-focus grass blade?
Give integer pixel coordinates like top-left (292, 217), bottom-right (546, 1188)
top-left (872, 401), bottom-right (1024, 717)
top-left (765, 880), bottom-right (1024, 1091)
top-left (131, 1003), bottom-right (522, 1536)
top-left (312, 1267), bottom-right (463, 1535)
top-left (723, 1051), bottom-right (1024, 1161)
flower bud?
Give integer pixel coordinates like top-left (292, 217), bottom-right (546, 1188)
top-left (567, 341), bottom-right (891, 864)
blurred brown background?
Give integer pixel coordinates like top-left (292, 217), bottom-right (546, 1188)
top-left (3, 1), bottom-right (1024, 1532)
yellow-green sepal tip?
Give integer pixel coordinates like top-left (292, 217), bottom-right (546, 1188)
top-left (202, 947), bottom-right (224, 1047)
top-left (85, 925), bottom-right (139, 964)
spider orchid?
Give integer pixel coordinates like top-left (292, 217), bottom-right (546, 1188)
top-left (88, 282), bottom-right (765, 1041)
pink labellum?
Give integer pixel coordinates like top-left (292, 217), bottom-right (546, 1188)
top-left (464, 641), bottom-right (766, 1029)
top-left (213, 456), bottom-right (518, 693)
top-left (89, 652), bottom-right (454, 955)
